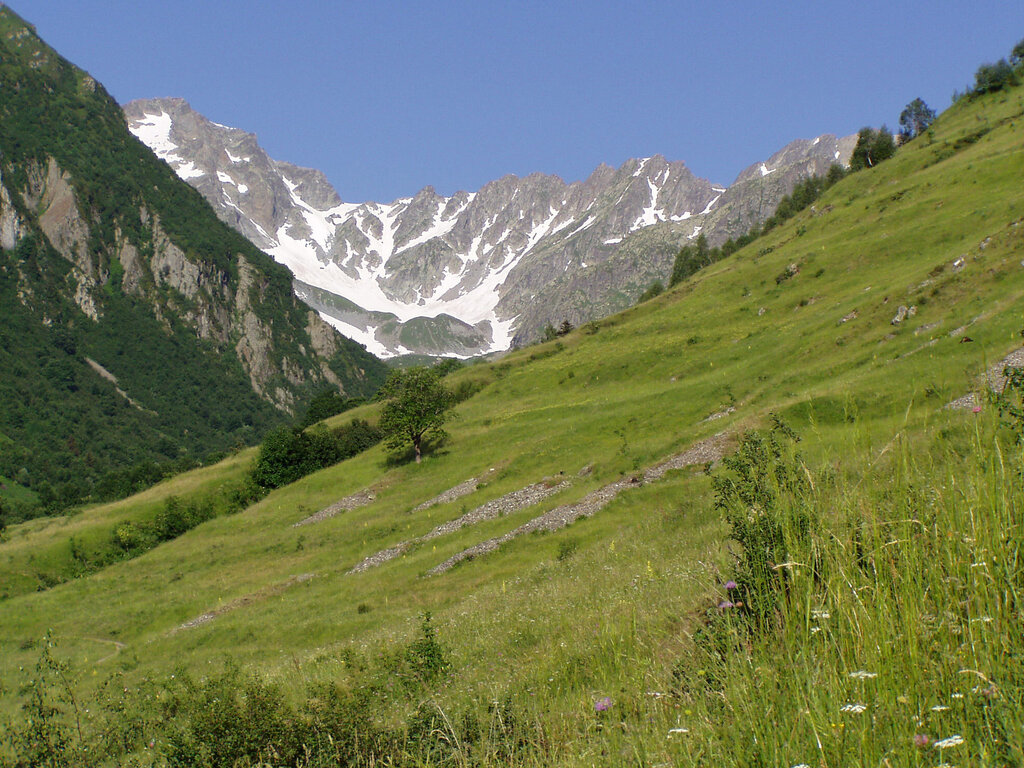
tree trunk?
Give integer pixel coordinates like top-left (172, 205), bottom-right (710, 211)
top-left (414, 438), bottom-right (422, 463)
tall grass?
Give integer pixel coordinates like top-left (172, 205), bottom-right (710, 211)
top-left (4, 416), bottom-right (1020, 767)
top-left (661, 420), bottom-right (1023, 767)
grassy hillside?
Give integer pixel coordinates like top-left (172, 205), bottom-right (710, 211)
top-left (1, 77), bottom-right (1024, 766)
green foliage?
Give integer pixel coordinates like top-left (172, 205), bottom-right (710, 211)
top-left (992, 365), bottom-right (1024, 443)
top-left (849, 125), bottom-right (897, 170)
top-left (712, 418), bottom-right (815, 627)
top-left (899, 97), bottom-right (937, 142)
top-left (297, 388), bottom-right (363, 429)
top-left (762, 165), bottom-right (846, 233)
top-left (541, 321), bottom-right (574, 342)
top-left (161, 663), bottom-right (303, 768)
top-left (1012, 37), bottom-right (1024, 67)
top-left (251, 419), bottom-right (382, 489)
top-left (972, 59), bottom-right (1019, 95)
top-left (637, 280), bottom-right (665, 303)
top-left (432, 357), bottom-right (464, 377)
top-left (670, 233), bottom-right (712, 287)
top-left (403, 612), bottom-right (450, 683)
top-left (0, 16), bottom-right (387, 520)
top-left (4, 632), bottom-right (87, 768)
top-left (378, 367), bottom-right (455, 463)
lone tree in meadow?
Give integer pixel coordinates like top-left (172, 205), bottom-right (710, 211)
top-left (898, 98), bottom-right (936, 142)
top-left (378, 367), bottom-right (455, 463)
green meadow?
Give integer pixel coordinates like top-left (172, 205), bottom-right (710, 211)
top-left (2, 81), bottom-right (1023, 766)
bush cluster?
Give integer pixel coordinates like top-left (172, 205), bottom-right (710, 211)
top-left (2, 614), bottom-right (541, 767)
top-left (251, 419), bottom-right (383, 490)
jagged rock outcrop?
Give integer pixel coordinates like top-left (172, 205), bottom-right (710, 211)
top-left (125, 99), bottom-right (854, 357)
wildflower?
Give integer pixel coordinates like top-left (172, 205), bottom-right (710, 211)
top-left (934, 734), bottom-right (964, 749)
top-left (972, 405), bottom-right (982, 413)
top-left (791, 764), bottom-right (811, 768)
top-left (810, 626), bottom-right (822, 634)
top-left (724, 580), bottom-right (738, 590)
top-left (849, 670), bottom-right (877, 679)
top-left (811, 608), bottom-right (831, 619)
top-left (951, 692), bottom-right (964, 699)
top-left (718, 600), bottom-right (735, 609)
top-left (594, 696), bottom-right (612, 712)
top-left (668, 727), bottom-right (689, 736)
top-left (931, 705), bottom-right (950, 712)
top-left (840, 703), bottom-right (866, 714)
top-left (913, 734), bottom-right (931, 748)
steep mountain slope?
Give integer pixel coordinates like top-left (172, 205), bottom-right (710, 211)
top-left (2, 64), bottom-right (1022, 767)
top-left (0, 8), bottom-right (388, 510)
top-left (125, 98), bottom-right (854, 356)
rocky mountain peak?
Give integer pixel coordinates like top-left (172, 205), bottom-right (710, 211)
top-left (125, 99), bottom-right (854, 358)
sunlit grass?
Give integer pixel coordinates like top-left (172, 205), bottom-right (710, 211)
top-left (1, 83), bottom-right (1023, 765)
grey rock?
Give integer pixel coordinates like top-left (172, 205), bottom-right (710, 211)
top-left (125, 98), bottom-right (855, 357)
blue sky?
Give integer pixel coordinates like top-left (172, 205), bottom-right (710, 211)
top-left (14, 1), bottom-right (1024, 202)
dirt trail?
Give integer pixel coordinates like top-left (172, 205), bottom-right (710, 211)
top-left (170, 573), bottom-right (315, 633)
top-left (350, 478), bottom-right (569, 573)
top-left (426, 432), bottom-right (729, 576)
top-left (80, 636), bottom-right (127, 664)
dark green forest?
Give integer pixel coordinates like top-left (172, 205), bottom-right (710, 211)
top-left (0, 8), bottom-right (387, 519)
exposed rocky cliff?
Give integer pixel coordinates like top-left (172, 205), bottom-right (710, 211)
top-left (0, 6), bottom-right (388, 507)
top-left (125, 100), bottom-right (854, 356)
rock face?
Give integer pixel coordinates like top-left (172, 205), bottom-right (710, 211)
top-left (125, 98), bottom-right (854, 357)
top-left (0, 6), bottom-right (390, 507)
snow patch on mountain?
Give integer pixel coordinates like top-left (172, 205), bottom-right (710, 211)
top-left (126, 98), bottom-right (856, 358)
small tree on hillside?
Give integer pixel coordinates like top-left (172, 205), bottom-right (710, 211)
top-left (973, 59), bottom-right (1018, 95)
top-left (898, 98), bottom-right (936, 142)
top-left (849, 126), bottom-right (897, 171)
top-left (378, 367), bottom-right (454, 463)
top-left (1011, 38), bottom-right (1024, 67)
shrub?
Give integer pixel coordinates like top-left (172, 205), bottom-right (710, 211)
top-left (973, 59), bottom-right (1019, 95)
top-left (252, 419), bottom-right (382, 489)
top-left (712, 417), bottom-right (815, 627)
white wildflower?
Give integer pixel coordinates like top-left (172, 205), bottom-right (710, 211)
top-left (810, 626), bottom-right (822, 634)
top-left (811, 608), bottom-right (831, 619)
top-left (791, 764), bottom-right (811, 768)
top-left (934, 734), bottom-right (964, 749)
top-left (840, 703), bottom-right (867, 713)
top-left (931, 705), bottom-right (950, 712)
top-left (970, 616), bottom-right (993, 623)
top-left (951, 692), bottom-right (964, 699)
top-left (849, 670), bottom-right (877, 679)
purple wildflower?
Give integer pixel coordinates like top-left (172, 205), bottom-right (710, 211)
top-left (972, 405), bottom-right (982, 414)
top-left (594, 696), bottom-right (612, 712)
top-left (718, 600), bottom-right (735, 609)
top-left (914, 734), bottom-right (931, 748)
top-left (724, 580), bottom-right (738, 590)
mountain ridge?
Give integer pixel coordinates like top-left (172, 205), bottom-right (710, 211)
top-left (125, 97), bottom-right (855, 357)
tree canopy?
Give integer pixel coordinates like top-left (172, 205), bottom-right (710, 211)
top-left (849, 126), bottom-right (897, 171)
top-left (973, 59), bottom-right (1018, 95)
top-left (898, 98), bottom-right (936, 142)
top-left (377, 367), bottom-right (455, 463)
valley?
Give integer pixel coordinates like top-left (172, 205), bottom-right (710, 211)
top-left (1, 5), bottom-right (1024, 766)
